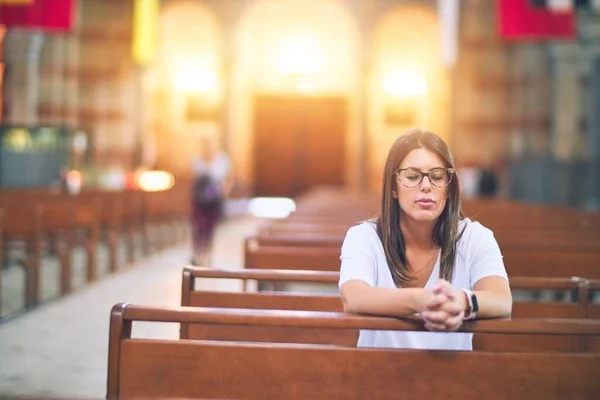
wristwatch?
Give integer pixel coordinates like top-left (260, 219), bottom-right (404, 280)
top-left (461, 289), bottom-right (478, 320)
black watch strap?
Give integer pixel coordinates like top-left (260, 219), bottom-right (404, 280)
top-left (471, 293), bottom-right (479, 313)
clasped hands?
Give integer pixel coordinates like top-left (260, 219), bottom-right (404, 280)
top-left (420, 279), bottom-right (467, 332)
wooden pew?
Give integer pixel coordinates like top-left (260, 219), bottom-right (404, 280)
top-left (180, 267), bottom-right (353, 345)
top-left (142, 186), bottom-right (190, 253)
top-left (287, 189), bottom-right (600, 232)
top-left (590, 280), bottom-right (600, 319)
top-left (253, 196), bottom-right (600, 281)
top-left (0, 185), bottom-right (190, 267)
top-left (41, 200), bottom-right (100, 292)
top-left (1, 199), bottom-right (100, 305)
top-left (107, 304), bottom-right (600, 400)
top-left (244, 237), bottom-right (600, 279)
top-left (82, 190), bottom-right (125, 274)
top-left (462, 198), bottom-right (600, 231)
top-left (256, 227), bottom-right (600, 249)
top-left (0, 205), bottom-right (43, 310)
top-left (589, 280), bottom-right (600, 351)
top-left (181, 267), bottom-right (596, 352)
top-left (268, 193), bottom-right (600, 241)
top-left (0, 186), bottom-right (189, 319)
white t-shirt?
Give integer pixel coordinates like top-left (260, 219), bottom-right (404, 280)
top-left (192, 152), bottom-right (231, 183)
top-left (338, 218), bottom-right (508, 351)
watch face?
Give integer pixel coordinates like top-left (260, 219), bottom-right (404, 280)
top-left (471, 294), bottom-right (479, 313)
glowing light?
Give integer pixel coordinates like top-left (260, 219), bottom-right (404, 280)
top-left (248, 197), bottom-right (296, 219)
top-left (275, 38), bottom-right (322, 75)
top-left (296, 76), bottom-right (315, 94)
top-left (382, 71), bottom-right (427, 96)
top-left (174, 68), bottom-right (217, 92)
top-left (132, 0), bottom-right (159, 65)
top-left (73, 130), bottom-right (88, 154)
top-left (65, 170), bottom-right (83, 195)
top-left (4, 128), bottom-right (32, 152)
top-left (137, 170), bottom-right (175, 192)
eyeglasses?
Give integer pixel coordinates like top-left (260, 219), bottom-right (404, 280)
top-left (395, 167), bottom-right (455, 188)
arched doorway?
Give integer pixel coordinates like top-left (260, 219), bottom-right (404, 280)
top-left (231, 0), bottom-right (360, 196)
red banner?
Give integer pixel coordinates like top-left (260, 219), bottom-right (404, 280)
top-left (0, 0), bottom-right (75, 32)
top-left (498, 0), bottom-right (575, 41)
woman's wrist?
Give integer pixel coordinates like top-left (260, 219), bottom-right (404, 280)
top-left (460, 289), bottom-right (474, 319)
top-left (411, 288), bottom-right (432, 314)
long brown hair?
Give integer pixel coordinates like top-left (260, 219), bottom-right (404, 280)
top-left (376, 128), bottom-right (463, 287)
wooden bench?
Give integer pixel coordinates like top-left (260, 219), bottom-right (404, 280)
top-left (255, 227), bottom-right (600, 248)
top-left (252, 194), bottom-right (600, 280)
top-left (461, 198), bottom-right (600, 231)
top-left (181, 267), bottom-right (599, 352)
top-left (286, 189), bottom-right (600, 231)
top-left (180, 267), bottom-right (352, 345)
top-left (266, 191), bottom-right (600, 241)
top-left (244, 237), bottom-right (600, 279)
top-left (0, 205), bottom-right (42, 312)
top-left (0, 186), bottom-right (190, 319)
top-left (275, 209), bottom-right (599, 238)
top-left (0, 199), bottom-right (100, 309)
top-left (107, 303), bottom-right (600, 400)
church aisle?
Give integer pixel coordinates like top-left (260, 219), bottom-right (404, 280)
top-left (0, 215), bottom-right (264, 399)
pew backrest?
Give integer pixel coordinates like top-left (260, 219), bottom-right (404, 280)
top-left (244, 238), bottom-right (600, 279)
top-left (108, 304), bottom-right (600, 400)
top-left (181, 267), bottom-right (595, 351)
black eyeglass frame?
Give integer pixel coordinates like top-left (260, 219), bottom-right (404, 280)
top-left (394, 167), bottom-right (455, 188)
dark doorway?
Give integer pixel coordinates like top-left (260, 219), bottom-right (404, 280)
top-left (253, 95), bottom-right (346, 197)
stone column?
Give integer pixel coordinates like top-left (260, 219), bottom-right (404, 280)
top-left (63, 33), bottom-right (79, 129)
top-left (0, 26), bottom-right (6, 125)
top-left (549, 44), bottom-right (584, 163)
top-left (38, 34), bottom-right (67, 126)
top-left (586, 55), bottom-right (600, 210)
top-left (455, 0), bottom-right (512, 197)
top-left (508, 43), bottom-right (552, 204)
top-left (349, 0), bottom-right (379, 192)
top-left (549, 43), bottom-right (585, 206)
top-left (2, 28), bottom-right (45, 125)
top-left (205, 0), bottom-right (246, 168)
top-left (579, 14), bottom-right (600, 210)
top-left (37, 32), bottom-right (80, 129)
top-left (78, 0), bottom-right (135, 171)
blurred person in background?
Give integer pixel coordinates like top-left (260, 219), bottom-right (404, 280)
top-left (477, 166), bottom-right (499, 197)
top-left (190, 133), bottom-right (233, 266)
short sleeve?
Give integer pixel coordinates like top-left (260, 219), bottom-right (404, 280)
top-left (339, 224), bottom-right (377, 289)
top-left (469, 226), bottom-right (508, 288)
top-left (216, 153), bottom-right (231, 179)
top-left (221, 153), bottom-right (231, 173)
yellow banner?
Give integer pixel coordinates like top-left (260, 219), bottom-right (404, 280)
top-left (0, 0), bottom-right (34, 4)
top-left (132, 0), bottom-right (159, 66)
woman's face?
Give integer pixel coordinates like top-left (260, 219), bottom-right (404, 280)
top-left (395, 148), bottom-right (449, 223)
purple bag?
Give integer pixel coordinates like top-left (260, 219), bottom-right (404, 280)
top-left (193, 174), bottom-right (223, 209)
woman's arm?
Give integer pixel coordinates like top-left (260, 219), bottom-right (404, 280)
top-left (466, 225), bottom-right (513, 319)
top-left (471, 275), bottom-right (512, 318)
top-left (340, 280), bottom-right (432, 317)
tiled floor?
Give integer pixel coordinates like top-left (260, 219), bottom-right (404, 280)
top-left (0, 215), bottom-right (265, 399)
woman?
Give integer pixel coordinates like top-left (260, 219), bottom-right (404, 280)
top-left (191, 134), bottom-right (233, 266)
top-left (339, 128), bottom-right (512, 350)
